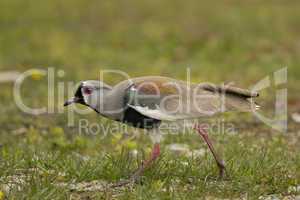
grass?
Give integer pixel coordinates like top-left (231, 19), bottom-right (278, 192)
top-left (1, 129), bottom-right (299, 199)
top-left (0, 0), bottom-right (300, 199)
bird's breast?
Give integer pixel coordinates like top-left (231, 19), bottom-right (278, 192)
top-left (122, 106), bottom-right (161, 129)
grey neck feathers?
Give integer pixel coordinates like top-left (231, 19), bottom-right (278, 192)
top-left (94, 88), bottom-right (125, 120)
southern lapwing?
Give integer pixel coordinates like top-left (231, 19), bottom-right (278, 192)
top-left (64, 76), bottom-right (259, 185)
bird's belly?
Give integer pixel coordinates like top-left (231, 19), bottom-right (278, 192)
top-left (122, 107), bottom-right (161, 129)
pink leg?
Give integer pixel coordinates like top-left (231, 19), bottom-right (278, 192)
top-left (112, 143), bottom-right (160, 187)
top-left (132, 143), bottom-right (160, 177)
top-left (194, 124), bottom-right (226, 178)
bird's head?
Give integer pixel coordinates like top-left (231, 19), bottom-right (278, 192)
top-left (64, 80), bottom-right (112, 111)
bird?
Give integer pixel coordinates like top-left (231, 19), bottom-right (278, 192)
top-left (64, 76), bottom-right (259, 186)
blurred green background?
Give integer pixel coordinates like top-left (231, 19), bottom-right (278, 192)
top-left (0, 0), bottom-right (299, 199)
top-left (1, 0), bottom-right (299, 83)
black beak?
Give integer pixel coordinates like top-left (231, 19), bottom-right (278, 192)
top-left (64, 97), bottom-right (80, 106)
top-left (65, 83), bottom-right (86, 107)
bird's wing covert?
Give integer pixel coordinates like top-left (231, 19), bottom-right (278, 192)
top-left (123, 77), bottom-right (259, 121)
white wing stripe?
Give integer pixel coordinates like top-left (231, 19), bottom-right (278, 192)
top-left (128, 104), bottom-right (178, 121)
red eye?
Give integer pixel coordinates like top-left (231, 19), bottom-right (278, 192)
top-left (83, 87), bottom-right (93, 95)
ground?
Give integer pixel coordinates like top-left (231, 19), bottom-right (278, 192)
top-left (0, 0), bottom-right (300, 199)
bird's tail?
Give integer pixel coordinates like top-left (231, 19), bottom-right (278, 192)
top-left (201, 83), bottom-right (260, 112)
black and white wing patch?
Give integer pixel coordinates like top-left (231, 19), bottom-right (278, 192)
top-left (127, 104), bottom-right (179, 121)
top-left (125, 83), bottom-right (187, 121)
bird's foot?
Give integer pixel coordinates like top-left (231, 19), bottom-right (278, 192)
top-left (111, 143), bottom-right (160, 188)
top-left (111, 179), bottom-right (132, 188)
top-left (218, 167), bottom-right (226, 180)
top-left (217, 160), bottom-right (226, 179)
top-left (217, 162), bottom-right (232, 181)
top-left (111, 174), bottom-right (143, 188)
top-left (194, 124), bottom-right (228, 180)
